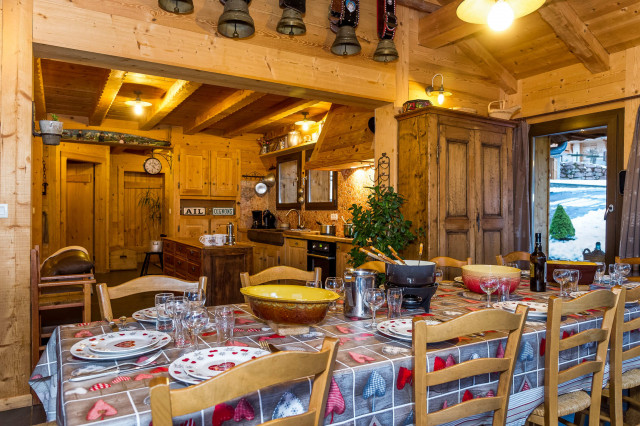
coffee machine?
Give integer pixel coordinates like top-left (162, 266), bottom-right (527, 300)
top-left (252, 210), bottom-right (264, 229)
top-left (251, 210), bottom-right (277, 229)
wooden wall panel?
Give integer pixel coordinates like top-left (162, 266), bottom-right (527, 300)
top-left (123, 172), bottom-right (164, 261)
top-left (65, 162), bottom-right (95, 253)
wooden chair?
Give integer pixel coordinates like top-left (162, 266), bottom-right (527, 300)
top-left (357, 261), bottom-right (386, 273)
top-left (496, 251), bottom-right (530, 266)
top-left (526, 288), bottom-right (623, 426)
top-left (615, 256), bottom-right (640, 282)
top-left (605, 285), bottom-right (640, 425)
top-left (413, 305), bottom-right (528, 425)
top-left (429, 256), bottom-right (472, 268)
top-left (96, 275), bottom-right (207, 322)
top-left (239, 265), bottom-right (322, 287)
top-left (149, 336), bottom-right (339, 426)
top-left (31, 245), bottom-right (95, 368)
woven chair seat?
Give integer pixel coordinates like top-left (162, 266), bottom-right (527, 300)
top-left (531, 391), bottom-right (591, 417)
top-left (605, 368), bottom-right (640, 390)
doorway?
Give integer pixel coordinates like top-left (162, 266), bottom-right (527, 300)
top-left (530, 109), bottom-right (624, 264)
top-left (65, 161), bottom-right (95, 256)
top-left (123, 172), bottom-right (165, 258)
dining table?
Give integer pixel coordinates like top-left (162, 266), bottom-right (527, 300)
top-left (30, 279), bottom-right (640, 426)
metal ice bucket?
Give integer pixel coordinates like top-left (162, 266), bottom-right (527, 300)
top-left (343, 269), bottom-right (377, 319)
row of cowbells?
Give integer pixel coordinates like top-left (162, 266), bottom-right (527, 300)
top-left (157, 0), bottom-right (398, 62)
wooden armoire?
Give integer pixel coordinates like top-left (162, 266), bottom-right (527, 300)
top-left (396, 106), bottom-right (516, 264)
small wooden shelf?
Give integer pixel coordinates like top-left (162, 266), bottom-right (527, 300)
top-left (259, 142), bottom-right (316, 159)
top-left (61, 138), bottom-right (173, 153)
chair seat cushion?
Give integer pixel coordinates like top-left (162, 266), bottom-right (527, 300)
top-left (41, 249), bottom-right (94, 277)
top-left (530, 391), bottom-right (591, 418)
top-left (605, 368), bottom-right (640, 390)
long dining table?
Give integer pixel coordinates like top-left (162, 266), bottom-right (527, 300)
top-left (30, 280), bottom-right (640, 426)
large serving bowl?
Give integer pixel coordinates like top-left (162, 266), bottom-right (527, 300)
top-left (461, 265), bottom-right (521, 294)
top-left (240, 285), bottom-right (340, 325)
top-left (546, 261), bottom-right (597, 285)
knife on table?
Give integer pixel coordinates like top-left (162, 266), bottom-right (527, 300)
top-left (69, 362), bottom-right (171, 382)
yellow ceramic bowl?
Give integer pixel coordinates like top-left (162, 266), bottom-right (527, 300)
top-left (240, 285), bottom-right (339, 325)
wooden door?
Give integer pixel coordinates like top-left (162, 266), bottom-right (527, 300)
top-left (66, 162), bottom-right (94, 254)
top-left (285, 238), bottom-right (307, 270)
top-left (123, 172), bottom-right (164, 257)
top-left (179, 148), bottom-right (209, 196)
top-left (210, 150), bottom-right (239, 197)
top-left (474, 128), bottom-right (513, 264)
top-left (253, 245), bottom-right (265, 272)
top-left (438, 124), bottom-right (477, 263)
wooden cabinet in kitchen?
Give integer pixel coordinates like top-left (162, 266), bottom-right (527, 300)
top-left (252, 243), bottom-right (283, 273)
top-left (397, 106), bottom-right (515, 264)
top-left (179, 147), bottom-right (240, 198)
top-left (336, 242), bottom-right (353, 276)
top-left (285, 237), bottom-right (307, 270)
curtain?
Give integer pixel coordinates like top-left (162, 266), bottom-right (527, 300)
top-left (619, 105), bottom-right (640, 258)
top-left (513, 120), bottom-right (531, 252)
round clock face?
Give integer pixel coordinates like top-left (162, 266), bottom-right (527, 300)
top-left (143, 157), bottom-right (162, 175)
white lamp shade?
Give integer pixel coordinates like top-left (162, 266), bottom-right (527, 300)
top-left (457, 0), bottom-right (546, 24)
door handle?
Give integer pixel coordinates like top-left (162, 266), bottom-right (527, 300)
top-left (476, 213), bottom-right (480, 228)
top-left (604, 204), bottom-right (614, 220)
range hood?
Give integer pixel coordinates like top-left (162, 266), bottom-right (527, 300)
top-left (304, 105), bottom-right (374, 170)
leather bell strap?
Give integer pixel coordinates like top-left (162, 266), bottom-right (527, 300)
top-left (377, 0), bottom-right (397, 40)
top-left (329, 0), bottom-right (359, 32)
top-left (279, 0), bottom-right (305, 13)
top-left (219, 0), bottom-right (251, 4)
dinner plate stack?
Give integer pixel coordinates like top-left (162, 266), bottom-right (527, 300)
top-left (132, 307), bottom-right (157, 323)
top-left (493, 301), bottom-right (548, 320)
top-left (70, 330), bottom-right (172, 360)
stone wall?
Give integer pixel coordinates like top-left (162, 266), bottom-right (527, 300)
top-left (560, 162), bottom-right (606, 180)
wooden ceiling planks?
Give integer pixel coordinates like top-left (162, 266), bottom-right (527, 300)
top-left (88, 69), bottom-right (126, 126)
top-left (223, 99), bottom-right (319, 138)
top-left (139, 80), bottom-right (202, 130)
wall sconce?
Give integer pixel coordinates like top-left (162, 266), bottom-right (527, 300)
top-left (158, 0), bottom-right (194, 14)
top-left (425, 74), bottom-right (452, 105)
top-left (125, 91), bottom-right (152, 116)
top-left (218, 0), bottom-right (255, 39)
top-left (457, 0), bottom-right (545, 32)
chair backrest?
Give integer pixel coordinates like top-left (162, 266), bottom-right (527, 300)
top-left (96, 275), bottom-right (207, 322)
top-left (149, 336), bottom-right (339, 426)
top-left (496, 251), bottom-right (530, 266)
top-left (543, 288), bottom-right (623, 425)
top-left (413, 305), bottom-right (528, 425)
top-left (429, 256), bottom-right (472, 268)
top-left (615, 256), bottom-right (640, 265)
top-left (239, 266), bottom-right (322, 287)
top-left (357, 261), bottom-right (386, 273)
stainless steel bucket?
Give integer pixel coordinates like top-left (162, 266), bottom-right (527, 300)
top-left (343, 269), bottom-right (378, 319)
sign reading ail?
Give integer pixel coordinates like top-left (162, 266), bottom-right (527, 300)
top-left (182, 207), bottom-right (206, 216)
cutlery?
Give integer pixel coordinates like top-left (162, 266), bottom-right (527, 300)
top-left (418, 243), bottom-right (424, 266)
top-left (258, 340), bottom-right (281, 353)
top-left (359, 248), bottom-right (391, 264)
top-left (69, 361), bottom-right (170, 382)
top-left (71, 350), bottom-right (164, 377)
top-left (108, 322), bottom-right (119, 332)
top-left (387, 245), bottom-right (406, 265)
top-left (369, 246), bottom-right (399, 265)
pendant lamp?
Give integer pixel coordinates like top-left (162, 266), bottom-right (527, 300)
top-left (218, 0), bottom-right (255, 39)
top-left (125, 91), bottom-right (152, 116)
top-left (295, 112), bottom-right (316, 132)
top-left (158, 0), bottom-right (194, 14)
top-left (425, 74), bottom-right (452, 105)
top-left (457, 0), bottom-right (545, 31)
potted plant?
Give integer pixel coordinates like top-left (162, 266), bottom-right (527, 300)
top-left (39, 113), bottom-right (64, 146)
top-left (138, 189), bottom-right (163, 252)
top-left (348, 185), bottom-right (420, 268)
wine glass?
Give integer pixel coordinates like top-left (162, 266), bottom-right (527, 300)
top-left (479, 277), bottom-right (499, 308)
top-left (325, 277), bottom-right (344, 312)
top-left (364, 288), bottom-right (386, 329)
top-left (184, 288), bottom-right (206, 307)
top-left (166, 296), bottom-right (189, 347)
top-left (594, 262), bottom-right (606, 285)
top-left (616, 263), bottom-right (632, 283)
top-left (183, 305), bottom-right (210, 352)
top-left (553, 268), bottom-right (569, 297)
top-left (305, 280), bottom-right (320, 288)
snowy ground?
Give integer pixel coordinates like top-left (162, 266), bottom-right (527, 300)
top-left (549, 180), bottom-right (607, 261)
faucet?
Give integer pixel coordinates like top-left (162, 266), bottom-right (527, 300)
top-left (286, 209), bottom-right (305, 229)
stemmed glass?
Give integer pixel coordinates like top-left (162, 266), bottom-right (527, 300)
top-left (364, 288), bottom-right (386, 329)
top-left (184, 288), bottom-right (206, 307)
top-left (553, 268), bottom-right (569, 297)
top-left (166, 296), bottom-right (189, 347)
top-left (183, 305), bottom-right (210, 352)
top-left (594, 262), bottom-right (606, 285)
top-left (616, 263), bottom-right (632, 283)
top-left (479, 277), bottom-right (499, 308)
top-left (325, 277), bottom-right (344, 311)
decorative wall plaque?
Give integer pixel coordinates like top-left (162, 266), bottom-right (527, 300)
top-left (182, 207), bottom-right (206, 216)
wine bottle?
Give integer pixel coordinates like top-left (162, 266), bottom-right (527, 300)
top-left (530, 233), bottom-right (547, 292)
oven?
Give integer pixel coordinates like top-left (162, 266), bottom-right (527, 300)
top-left (306, 240), bottom-right (336, 284)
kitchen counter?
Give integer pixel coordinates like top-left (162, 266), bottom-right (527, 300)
top-left (165, 237), bottom-right (255, 250)
top-left (282, 231), bottom-right (354, 244)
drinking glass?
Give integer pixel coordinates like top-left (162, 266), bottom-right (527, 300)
top-left (479, 277), bottom-right (499, 308)
top-left (305, 280), bottom-right (320, 288)
top-left (553, 268), bottom-right (569, 297)
top-left (166, 296), bottom-right (189, 348)
top-left (363, 288), bottom-right (386, 328)
top-left (387, 288), bottom-right (403, 319)
top-left (325, 277), bottom-right (344, 312)
top-left (434, 268), bottom-right (443, 283)
top-left (608, 264), bottom-right (620, 286)
top-left (498, 278), bottom-right (511, 302)
top-left (214, 306), bottom-right (235, 346)
top-left (183, 305), bottom-right (210, 351)
top-left (155, 293), bottom-right (174, 332)
top-left (184, 288), bottom-right (206, 307)
top-left (616, 263), bottom-right (632, 282)
top-left (567, 270), bottom-right (580, 294)
top-left (594, 262), bottom-right (606, 285)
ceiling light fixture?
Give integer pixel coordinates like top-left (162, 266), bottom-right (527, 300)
top-left (295, 112), bottom-right (316, 132)
top-left (456, 0), bottom-right (545, 32)
top-left (125, 91), bottom-right (152, 116)
top-left (425, 74), bottom-right (452, 105)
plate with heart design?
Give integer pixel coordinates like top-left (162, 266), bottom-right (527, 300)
top-left (70, 331), bottom-right (171, 360)
top-left (132, 308), bottom-right (157, 323)
top-left (493, 301), bottom-right (548, 319)
top-left (141, 308), bottom-right (158, 319)
top-left (170, 347), bottom-right (269, 382)
top-left (377, 319), bottom-right (441, 340)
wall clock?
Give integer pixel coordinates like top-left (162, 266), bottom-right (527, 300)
top-left (143, 157), bottom-right (162, 175)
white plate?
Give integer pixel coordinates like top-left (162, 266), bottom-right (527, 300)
top-left (70, 332), bottom-right (171, 361)
top-left (142, 308), bottom-right (158, 319)
top-left (493, 301), bottom-right (548, 318)
top-left (171, 347), bottom-right (269, 382)
top-left (376, 322), bottom-right (411, 341)
top-left (384, 318), bottom-right (440, 338)
top-left (453, 276), bottom-right (463, 283)
top-left (88, 330), bottom-right (164, 354)
top-left (169, 358), bottom-right (202, 385)
top-left (132, 308), bottom-right (156, 323)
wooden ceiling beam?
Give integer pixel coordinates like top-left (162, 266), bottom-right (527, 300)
top-left (139, 80), bottom-right (202, 130)
top-left (88, 69), bottom-right (126, 126)
top-left (33, 58), bottom-right (47, 120)
top-left (396, 0), bottom-right (440, 13)
top-left (537, 0), bottom-right (610, 74)
top-left (184, 90), bottom-right (266, 135)
top-left (418, 0), bottom-right (482, 49)
top-left (456, 38), bottom-right (518, 94)
top-left (223, 99), bottom-right (319, 138)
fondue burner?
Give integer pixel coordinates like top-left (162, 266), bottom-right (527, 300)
top-left (386, 282), bottom-right (438, 312)
top-left (385, 260), bottom-right (438, 313)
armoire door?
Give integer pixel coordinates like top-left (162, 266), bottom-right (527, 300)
top-left (179, 148), bottom-right (209, 196)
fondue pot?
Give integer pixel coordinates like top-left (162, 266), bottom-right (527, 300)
top-left (385, 260), bottom-right (438, 312)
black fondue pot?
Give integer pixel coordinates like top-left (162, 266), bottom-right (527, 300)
top-left (385, 260), bottom-right (438, 312)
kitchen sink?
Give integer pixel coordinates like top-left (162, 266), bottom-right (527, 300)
top-left (247, 229), bottom-right (285, 246)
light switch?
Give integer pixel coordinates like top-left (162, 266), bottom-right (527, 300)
top-left (0, 204), bottom-right (7, 219)
top-left (330, 213), bottom-right (339, 221)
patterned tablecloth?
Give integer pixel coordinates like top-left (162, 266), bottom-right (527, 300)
top-left (30, 281), bottom-right (640, 426)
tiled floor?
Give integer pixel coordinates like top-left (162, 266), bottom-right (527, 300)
top-left (1, 262), bottom-right (163, 425)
